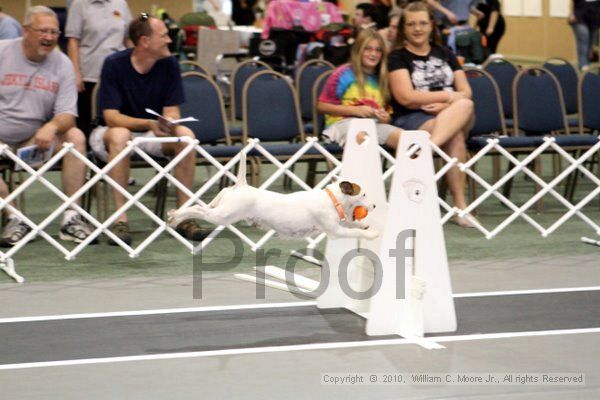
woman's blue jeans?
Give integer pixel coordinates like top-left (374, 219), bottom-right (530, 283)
top-left (571, 22), bottom-right (599, 69)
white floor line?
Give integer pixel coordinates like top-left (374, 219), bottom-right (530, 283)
top-left (0, 301), bottom-right (317, 324)
top-left (452, 286), bottom-right (600, 298)
top-left (1, 326), bottom-right (599, 371)
top-left (1, 285), bottom-right (599, 324)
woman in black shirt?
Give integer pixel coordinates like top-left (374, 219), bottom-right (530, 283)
top-left (569, 0), bottom-right (600, 70)
top-left (388, 1), bottom-right (475, 227)
top-left (476, 0), bottom-right (505, 54)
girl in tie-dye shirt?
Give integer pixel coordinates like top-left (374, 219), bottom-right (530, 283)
top-left (318, 29), bottom-right (402, 149)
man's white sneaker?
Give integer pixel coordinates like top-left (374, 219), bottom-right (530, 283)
top-left (0, 218), bottom-right (32, 247)
top-left (59, 214), bottom-right (98, 244)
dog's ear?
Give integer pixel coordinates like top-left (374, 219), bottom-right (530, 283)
top-left (339, 181), bottom-right (361, 196)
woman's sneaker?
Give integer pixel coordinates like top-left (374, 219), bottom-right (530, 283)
top-left (0, 218), bottom-right (32, 247)
top-left (59, 214), bottom-right (99, 244)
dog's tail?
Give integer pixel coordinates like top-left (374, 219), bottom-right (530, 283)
top-left (235, 152), bottom-right (247, 187)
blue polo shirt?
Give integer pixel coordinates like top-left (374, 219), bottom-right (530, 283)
top-left (98, 48), bottom-right (184, 127)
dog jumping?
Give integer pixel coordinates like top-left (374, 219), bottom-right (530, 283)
top-left (167, 154), bottom-right (379, 240)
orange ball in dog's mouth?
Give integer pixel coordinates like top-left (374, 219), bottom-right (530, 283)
top-left (353, 206), bottom-right (368, 221)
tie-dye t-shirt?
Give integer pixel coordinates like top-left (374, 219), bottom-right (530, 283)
top-left (319, 64), bottom-right (390, 127)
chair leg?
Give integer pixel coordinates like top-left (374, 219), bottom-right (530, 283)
top-left (10, 171), bottom-right (26, 211)
top-left (252, 157), bottom-right (262, 187)
top-left (93, 183), bottom-right (101, 223)
top-left (563, 150), bottom-right (577, 202)
top-left (434, 157), bottom-right (447, 201)
top-left (306, 159), bottom-right (317, 188)
top-left (502, 157), bottom-right (514, 200)
top-left (468, 157), bottom-right (477, 207)
top-left (492, 154), bottom-right (500, 183)
top-left (534, 157), bottom-right (544, 213)
top-left (154, 177), bottom-right (168, 219)
top-left (283, 163), bottom-right (295, 190)
top-left (103, 181), bottom-right (109, 223)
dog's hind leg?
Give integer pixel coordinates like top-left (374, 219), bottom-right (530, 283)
top-left (167, 205), bottom-right (207, 227)
top-left (197, 205), bottom-right (241, 226)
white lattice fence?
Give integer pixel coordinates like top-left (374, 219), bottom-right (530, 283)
top-left (1, 134), bottom-right (599, 283)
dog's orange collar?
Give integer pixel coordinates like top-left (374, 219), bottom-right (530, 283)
top-left (325, 188), bottom-right (346, 222)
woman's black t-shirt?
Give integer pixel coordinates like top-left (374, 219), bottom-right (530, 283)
top-left (574, 0), bottom-right (600, 26)
top-left (477, 0), bottom-right (505, 33)
top-left (388, 45), bottom-right (461, 117)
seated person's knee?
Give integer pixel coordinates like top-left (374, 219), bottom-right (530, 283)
top-left (105, 127), bottom-right (131, 148)
top-left (64, 127), bottom-right (86, 148)
top-left (455, 98), bottom-right (474, 113)
top-left (175, 125), bottom-right (195, 139)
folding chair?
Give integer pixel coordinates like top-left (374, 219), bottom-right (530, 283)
top-left (578, 71), bottom-right (600, 134)
top-left (179, 60), bottom-right (209, 76)
top-left (180, 71), bottom-right (253, 185)
top-left (311, 70), bottom-right (334, 139)
top-left (513, 67), bottom-right (598, 208)
top-left (465, 68), bottom-right (508, 200)
top-left (305, 69), bottom-right (342, 185)
top-left (543, 57), bottom-right (579, 128)
top-left (483, 57), bottom-right (519, 126)
top-left (295, 59), bottom-right (334, 135)
top-left (564, 71), bottom-right (600, 200)
top-left (243, 70), bottom-right (327, 186)
top-left (229, 59), bottom-right (272, 139)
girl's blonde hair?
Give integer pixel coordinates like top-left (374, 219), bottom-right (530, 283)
top-left (394, 1), bottom-right (442, 50)
top-left (350, 29), bottom-right (390, 102)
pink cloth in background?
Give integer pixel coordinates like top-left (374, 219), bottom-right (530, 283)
top-left (261, 0), bottom-right (343, 38)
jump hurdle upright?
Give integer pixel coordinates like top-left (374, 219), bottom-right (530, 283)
top-left (317, 121), bottom-right (456, 346)
top-left (257, 119), bottom-right (457, 348)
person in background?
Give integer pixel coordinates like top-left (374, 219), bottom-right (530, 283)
top-left (0, 6), bottom-right (23, 39)
top-left (388, 1), bottom-right (475, 227)
top-left (426, 0), bottom-right (483, 28)
top-left (0, 6), bottom-right (96, 246)
top-left (373, 0), bottom-right (392, 28)
top-left (318, 29), bottom-right (402, 150)
top-left (354, 3), bottom-right (380, 31)
top-left (476, 0), bottom-right (505, 54)
top-left (569, 0), bottom-right (600, 71)
top-left (232, 0), bottom-right (257, 26)
top-left (379, 11), bottom-right (400, 50)
top-left (66, 0), bottom-right (132, 138)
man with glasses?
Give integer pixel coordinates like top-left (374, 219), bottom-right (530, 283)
top-left (90, 14), bottom-right (205, 246)
top-left (0, 6), bottom-right (96, 247)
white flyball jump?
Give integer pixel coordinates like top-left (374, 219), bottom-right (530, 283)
top-left (364, 128), bottom-right (456, 341)
top-left (317, 119), bottom-right (389, 317)
top-left (247, 119), bottom-right (457, 348)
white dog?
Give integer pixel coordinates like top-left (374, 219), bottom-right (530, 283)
top-left (168, 154), bottom-right (379, 239)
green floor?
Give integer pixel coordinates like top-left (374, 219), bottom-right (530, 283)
top-left (2, 155), bottom-right (599, 283)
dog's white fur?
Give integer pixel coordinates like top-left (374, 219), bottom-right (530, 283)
top-left (167, 154), bottom-right (379, 239)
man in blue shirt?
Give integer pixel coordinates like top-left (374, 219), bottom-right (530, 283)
top-left (91, 14), bottom-right (205, 245)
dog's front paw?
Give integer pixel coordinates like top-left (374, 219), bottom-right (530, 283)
top-left (167, 209), bottom-right (179, 227)
top-left (363, 229), bottom-right (380, 240)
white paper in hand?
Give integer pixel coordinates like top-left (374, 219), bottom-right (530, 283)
top-left (145, 108), bottom-right (199, 126)
top-left (15, 144), bottom-right (55, 171)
